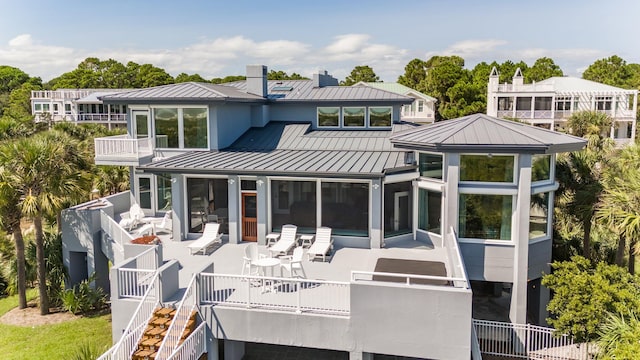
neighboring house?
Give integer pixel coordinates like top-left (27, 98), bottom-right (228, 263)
top-left (30, 89), bottom-right (130, 129)
top-left (355, 81), bottom-right (436, 123)
top-left (62, 65), bottom-right (586, 360)
top-left (487, 67), bottom-right (638, 145)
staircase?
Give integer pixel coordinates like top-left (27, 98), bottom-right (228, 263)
top-left (132, 307), bottom-right (198, 360)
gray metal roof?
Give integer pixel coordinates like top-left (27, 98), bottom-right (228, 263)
top-left (390, 113), bottom-right (587, 154)
top-left (140, 122), bottom-right (419, 178)
top-left (225, 80), bottom-right (413, 103)
top-left (100, 82), bottom-right (265, 104)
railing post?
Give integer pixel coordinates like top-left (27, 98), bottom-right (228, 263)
top-left (246, 276), bottom-right (251, 308)
top-left (296, 281), bottom-right (301, 313)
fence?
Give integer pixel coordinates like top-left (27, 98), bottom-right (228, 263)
top-left (473, 319), bottom-right (593, 359)
top-left (199, 273), bottom-right (350, 315)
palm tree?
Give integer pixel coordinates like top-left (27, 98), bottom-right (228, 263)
top-left (597, 312), bottom-right (640, 359)
top-left (0, 131), bottom-right (89, 314)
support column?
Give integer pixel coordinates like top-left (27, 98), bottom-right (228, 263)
top-left (510, 154), bottom-right (532, 324)
top-left (227, 176), bottom-right (240, 244)
top-left (444, 153), bottom-right (460, 245)
top-left (224, 340), bottom-right (245, 360)
top-left (349, 351), bottom-right (374, 360)
top-left (370, 178), bottom-right (383, 249)
top-left (206, 336), bottom-right (219, 360)
top-left (538, 281), bottom-right (550, 326)
top-left (171, 174), bottom-right (184, 241)
top-left (256, 176), bottom-right (268, 245)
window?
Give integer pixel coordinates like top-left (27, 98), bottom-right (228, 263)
top-left (384, 182), bottom-right (412, 237)
top-left (318, 107), bottom-right (340, 127)
top-left (271, 180), bottom-right (316, 233)
top-left (154, 107), bottom-right (208, 149)
top-left (530, 192), bottom-right (549, 240)
top-left (596, 96), bottom-right (612, 111)
top-left (534, 97), bottom-right (552, 111)
top-left (516, 97), bottom-right (531, 110)
top-left (64, 104), bottom-right (71, 113)
top-left (34, 103), bottom-right (42, 112)
top-left (156, 173), bottom-right (172, 211)
top-left (555, 96), bottom-right (571, 111)
top-left (460, 155), bottom-right (515, 183)
top-left (187, 178), bottom-right (228, 234)
top-left (459, 194), bottom-right (512, 240)
top-left (138, 177), bottom-right (152, 210)
top-left (369, 107), bottom-right (392, 127)
top-left (418, 188), bottom-right (441, 234)
top-left (498, 97), bottom-right (513, 111)
top-left (343, 107), bottom-right (365, 127)
top-left (532, 155), bottom-right (551, 182)
top-left (321, 182), bottom-right (369, 236)
top-left (418, 101), bottom-right (424, 112)
top-left (418, 153), bottom-right (443, 179)
top-left (53, 104), bottom-right (59, 112)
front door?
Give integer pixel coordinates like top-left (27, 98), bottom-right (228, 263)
top-left (242, 193), bottom-right (257, 241)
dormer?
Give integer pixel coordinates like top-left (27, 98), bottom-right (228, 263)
top-left (512, 67), bottom-right (524, 87)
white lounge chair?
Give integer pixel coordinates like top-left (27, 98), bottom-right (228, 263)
top-left (135, 211), bottom-right (172, 238)
top-left (307, 227), bottom-right (333, 261)
top-left (280, 246), bottom-right (306, 278)
top-left (241, 243), bottom-right (266, 276)
top-left (119, 203), bottom-right (146, 231)
top-left (268, 224), bottom-right (297, 257)
top-left (187, 223), bottom-right (222, 255)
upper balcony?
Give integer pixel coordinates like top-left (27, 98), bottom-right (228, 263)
top-left (94, 135), bottom-right (154, 166)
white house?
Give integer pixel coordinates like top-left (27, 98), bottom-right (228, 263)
top-left (487, 67), bottom-right (638, 145)
top-left (355, 82), bottom-right (437, 123)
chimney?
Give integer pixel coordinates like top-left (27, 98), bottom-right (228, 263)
top-left (313, 70), bottom-right (339, 88)
top-left (246, 65), bottom-right (268, 97)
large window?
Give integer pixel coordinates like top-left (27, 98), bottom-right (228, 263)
top-left (532, 155), bottom-right (551, 182)
top-left (534, 97), bottom-right (552, 111)
top-left (343, 107), bottom-right (365, 127)
top-left (498, 97), bottom-right (513, 111)
top-left (555, 96), bottom-right (572, 111)
top-left (154, 107), bottom-right (208, 149)
top-left (595, 96), bottom-right (612, 111)
top-left (187, 178), bottom-right (228, 234)
top-left (459, 194), bottom-right (512, 240)
top-left (318, 107), bottom-right (340, 127)
top-left (530, 192), bottom-right (549, 240)
top-left (419, 153), bottom-right (443, 179)
top-left (418, 188), bottom-right (441, 234)
top-left (384, 182), bottom-right (412, 237)
top-left (460, 155), bottom-right (514, 183)
top-left (157, 173), bottom-right (172, 211)
top-left (271, 180), bottom-right (316, 233)
top-left (321, 182), bottom-right (369, 236)
top-left (516, 97), bottom-right (532, 111)
top-left (369, 107), bottom-right (392, 127)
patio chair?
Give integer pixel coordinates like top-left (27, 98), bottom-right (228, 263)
top-left (307, 227), bottom-right (333, 261)
top-left (187, 223), bottom-right (222, 255)
top-left (241, 243), bottom-right (266, 276)
top-left (268, 224), bottom-right (297, 257)
top-left (118, 203), bottom-right (146, 231)
top-left (280, 246), bottom-right (306, 278)
top-left (135, 211), bottom-right (172, 238)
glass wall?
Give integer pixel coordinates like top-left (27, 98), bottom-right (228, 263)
top-left (418, 188), bottom-right (441, 234)
top-left (271, 180), bottom-right (316, 233)
top-left (384, 182), bottom-right (412, 237)
top-left (532, 155), bottom-right (551, 182)
top-left (343, 107), bottom-right (365, 127)
top-left (154, 108), bottom-right (179, 148)
top-left (459, 194), bottom-right (512, 240)
top-left (369, 107), bottom-right (392, 127)
top-left (183, 108), bottom-right (208, 148)
top-left (156, 173), bottom-right (172, 211)
top-left (419, 153), bottom-right (443, 179)
top-left (318, 107), bottom-right (340, 127)
top-left (187, 178), bottom-right (228, 233)
top-left (530, 192), bottom-right (549, 239)
top-left (321, 182), bottom-right (369, 236)
top-left (460, 155), bottom-right (514, 182)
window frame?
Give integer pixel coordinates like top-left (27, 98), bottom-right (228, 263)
top-left (342, 106), bottom-right (366, 128)
top-left (368, 106), bottom-right (393, 128)
top-left (459, 153), bottom-right (518, 185)
top-left (457, 191), bottom-right (516, 243)
top-left (317, 107), bottom-right (341, 128)
top-left (151, 105), bottom-right (210, 150)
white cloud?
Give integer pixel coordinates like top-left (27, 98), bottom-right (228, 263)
top-left (427, 39), bottom-right (508, 59)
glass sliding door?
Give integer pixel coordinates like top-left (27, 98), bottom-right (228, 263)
top-left (271, 180), bottom-right (316, 233)
top-left (136, 176), bottom-right (153, 214)
top-left (384, 182), bottom-right (412, 237)
top-left (187, 178), bottom-right (228, 233)
top-left (321, 182), bottom-right (369, 236)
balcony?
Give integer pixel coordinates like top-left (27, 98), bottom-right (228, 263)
top-left (94, 135), bottom-right (154, 166)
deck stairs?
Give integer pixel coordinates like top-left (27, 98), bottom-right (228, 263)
top-left (132, 307), bottom-right (197, 360)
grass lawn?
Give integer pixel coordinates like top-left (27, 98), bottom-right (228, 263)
top-left (0, 292), bottom-right (112, 360)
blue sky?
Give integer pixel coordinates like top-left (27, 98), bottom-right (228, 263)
top-left (1, 0), bottom-right (639, 82)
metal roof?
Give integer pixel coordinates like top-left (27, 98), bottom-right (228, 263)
top-left (537, 77), bottom-right (637, 94)
top-left (140, 122), bottom-right (419, 177)
top-left (100, 82), bottom-right (265, 104)
top-left (355, 82), bottom-right (437, 101)
top-left (390, 113), bottom-right (587, 154)
top-left (76, 91), bottom-right (125, 103)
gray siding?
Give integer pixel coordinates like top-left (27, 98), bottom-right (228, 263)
top-left (460, 243), bottom-right (515, 282)
top-left (528, 239), bottom-right (552, 280)
top-left (215, 104), bottom-right (253, 149)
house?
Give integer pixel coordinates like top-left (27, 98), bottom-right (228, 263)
top-left (30, 89), bottom-right (130, 129)
top-left (62, 65), bottom-right (586, 360)
top-left (355, 81), bottom-right (437, 123)
top-left (487, 67), bottom-right (638, 145)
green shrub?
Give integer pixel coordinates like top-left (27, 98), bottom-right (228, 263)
top-left (70, 341), bottom-right (105, 360)
top-left (61, 273), bottom-right (106, 315)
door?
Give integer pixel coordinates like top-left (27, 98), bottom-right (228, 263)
top-left (394, 192), bottom-right (410, 232)
top-left (133, 110), bottom-right (149, 138)
top-left (242, 193), bottom-right (257, 242)
top-left (136, 175), bottom-right (154, 215)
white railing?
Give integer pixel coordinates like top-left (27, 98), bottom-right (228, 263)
top-left (167, 322), bottom-right (207, 360)
top-left (102, 271), bottom-right (161, 360)
top-left (496, 83), bottom-right (555, 92)
top-left (117, 268), bottom-right (156, 298)
top-left (515, 110), bottom-right (532, 119)
top-left (95, 135), bottom-right (153, 159)
top-left (443, 227), bottom-right (470, 289)
top-left (351, 271), bottom-right (467, 288)
top-left (533, 110), bottom-right (552, 119)
top-left (497, 110), bottom-right (513, 118)
top-left (156, 274), bottom-right (198, 359)
top-left (100, 209), bottom-right (133, 250)
top-left (473, 319), bottom-right (592, 359)
top-left (77, 113), bottom-right (127, 122)
top-left (471, 322), bottom-right (483, 360)
top-left (199, 273), bottom-right (350, 315)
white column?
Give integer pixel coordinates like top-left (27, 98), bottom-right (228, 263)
top-left (510, 154), bottom-right (532, 324)
top-left (370, 178), bottom-right (383, 249)
top-left (444, 153), bottom-right (460, 242)
top-left (227, 176), bottom-right (240, 244)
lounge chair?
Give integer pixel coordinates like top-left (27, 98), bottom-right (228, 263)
top-left (187, 223), bottom-right (222, 255)
top-left (268, 224), bottom-right (297, 257)
top-left (119, 203), bottom-right (146, 231)
top-left (135, 211), bottom-right (172, 238)
top-left (280, 247), bottom-right (306, 278)
top-left (242, 243), bottom-right (266, 276)
top-left (307, 227), bottom-right (333, 261)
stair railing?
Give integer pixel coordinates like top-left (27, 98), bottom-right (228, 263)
top-left (167, 322), bottom-right (207, 360)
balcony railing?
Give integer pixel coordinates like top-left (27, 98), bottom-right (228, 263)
top-left (76, 113), bottom-right (126, 122)
top-left (94, 135), bottom-right (153, 164)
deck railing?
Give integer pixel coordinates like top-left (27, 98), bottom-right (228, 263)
top-left (443, 227), bottom-right (470, 289)
top-left (77, 113), bottom-right (126, 122)
top-left (94, 135), bottom-right (153, 159)
top-left (167, 322), bottom-right (207, 360)
top-left (351, 271), bottom-right (467, 288)
top-left (116, 246), bottom-right (160, 298)
top-left (199, 273), bottom-right (350, 315)
top-left (156, 274), bottom-right (198, 359)
top-left (100, 209), bottom-right (133, 252)
top-left (473, 319), bottom-right (593, 359)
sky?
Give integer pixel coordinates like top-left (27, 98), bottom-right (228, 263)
top-left (0, 0), bottom-right (639, 82)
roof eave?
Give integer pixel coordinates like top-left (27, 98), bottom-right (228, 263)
top-left (391, 141), bottom-right (586, 154)
top-left (136, 166), bottom-right (385, 179)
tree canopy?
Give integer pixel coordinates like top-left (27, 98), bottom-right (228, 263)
top-left (340, 65), bottom-right (380, 86)
top-left (582, 55), bottom-right (638, 89)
